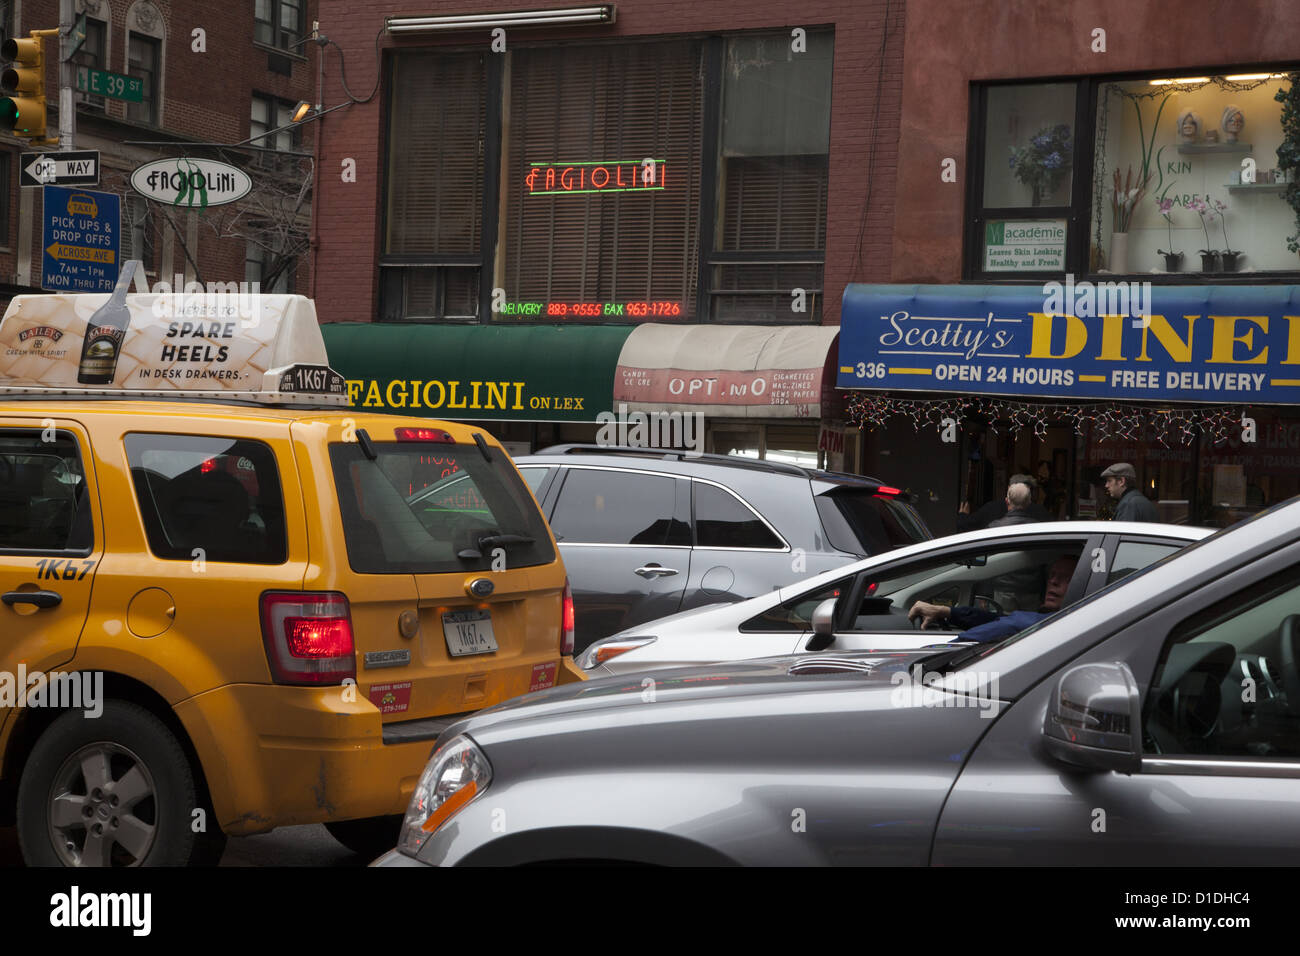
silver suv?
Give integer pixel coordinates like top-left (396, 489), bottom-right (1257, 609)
top-left (514, 445), bottom-right (930, 653)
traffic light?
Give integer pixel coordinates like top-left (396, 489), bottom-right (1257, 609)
top-left (1, 31), bottom-right (51, 143)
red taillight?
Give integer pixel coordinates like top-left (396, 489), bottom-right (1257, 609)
top-left (874, 486), bottom-right (902, 497)
top-left (394, 427), bottom-right (454, 443)
top-left (199, 458), bottom-right (217, 473)
top-left (561, 579), bottom-right (575, 656)
top-left (260, 592), bottom-right (355, 685)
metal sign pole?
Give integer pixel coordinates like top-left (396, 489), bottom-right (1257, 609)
top-left (59, 0), bottom-right (74, 150)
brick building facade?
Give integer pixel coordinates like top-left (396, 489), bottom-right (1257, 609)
top-left (0, 0), bottom-right (317, 303)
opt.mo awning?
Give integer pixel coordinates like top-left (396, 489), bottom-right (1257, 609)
top-left (612, 324), bottom-right (840, 418)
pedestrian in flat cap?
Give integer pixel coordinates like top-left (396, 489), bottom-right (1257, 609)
top-left (1101, 462), bottom-right (1158, 522)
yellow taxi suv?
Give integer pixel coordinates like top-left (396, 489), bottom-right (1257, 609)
top-left (0, 262), bottom-right (580, 866)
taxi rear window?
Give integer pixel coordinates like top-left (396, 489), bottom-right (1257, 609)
top-left (329, 441), bottom-right (555, 574)
top-left (124, 434), bottom-right (288, 564)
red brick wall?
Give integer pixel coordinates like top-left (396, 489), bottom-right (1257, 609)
top-left (313, 0), bottom-right (906, 324)
top-left (896, 0), bottom-right (1300, 282)
top-left (0, 1), bottom-right (316, 296)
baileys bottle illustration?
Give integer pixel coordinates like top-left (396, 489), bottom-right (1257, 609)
top-left (77, 261), bottom-right (139, 385)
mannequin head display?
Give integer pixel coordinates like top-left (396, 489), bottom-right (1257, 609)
top-left (1221, 105), bottom-right (1245, 143)
top-left (1177, 109), bottom-right (1202, 143)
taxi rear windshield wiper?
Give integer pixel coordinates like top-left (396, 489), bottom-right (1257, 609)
top-left (457, 533), bottom-right (536, 560)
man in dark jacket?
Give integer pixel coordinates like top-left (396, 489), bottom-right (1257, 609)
top-left (957, 474), bottom-right (1050, 531)
top-left (988, 481), bottom-right (1038, 528)
top-left (1101, 462), bottom-right (1159, 522)
top-left (908, 555), bottom-right (1076, 643)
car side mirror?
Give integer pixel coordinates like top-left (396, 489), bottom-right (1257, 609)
top-left (1042, 661), bottom-right (1142, 774)
top-left (804, 598), bottom-right (838, 652)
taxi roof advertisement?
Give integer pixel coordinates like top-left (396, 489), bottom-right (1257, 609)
top-left (0, 286), bottom-right (346, 404)
top-left (838, 282), bottom-right (1300, 405)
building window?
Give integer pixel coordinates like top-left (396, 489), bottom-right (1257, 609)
top-left (255, 0), bottom-right (304, 52)
top-left (123, 196), bottom-right (154, 273)
top-left (381, 52), bottom-right (487, 322)
top-left (126, 33), bottom-right (160, 125)
top-left (969, 71), bottom-right (1300, 278)
top-left (710, 31), bottom-right (833, 323)
top-left (245, 240), bottom-right (296, 294)
top-left (499, 40), bottom-right (705, 323)
top-left (72, 17), bottom-right (108, 112)
top-left (250, 93), bottom-right (302, 171)
top-left (1092, 74), bottom-right (1297, 275)
top-left (968, 82), bottom-right (1082, 279)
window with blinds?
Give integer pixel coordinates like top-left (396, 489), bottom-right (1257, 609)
top-left (383, 52), bottom-right (487, 321)
top-left (710, 32), bottom-right (833, 323)
top-left (499, 40), bottom-right (704, 322)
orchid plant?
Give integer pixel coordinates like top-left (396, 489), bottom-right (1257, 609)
top-left (1187, 197), bottom-right (1220, 255)
top-left (1155, 194), bottom-right (1180, 259)
top-left (1213, 198), bottom-right (1235, 253)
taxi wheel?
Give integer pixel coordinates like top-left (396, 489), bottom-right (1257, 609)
top-left (325, 815), bottom-right (404, 858)
top-left (16, 701), bottom-right (201, 867)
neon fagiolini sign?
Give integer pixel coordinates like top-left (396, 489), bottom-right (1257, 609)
top-left (526, 159), bottom-right (666, 196)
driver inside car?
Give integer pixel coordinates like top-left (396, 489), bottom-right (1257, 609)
top-left (907, 554), bottom-right (1077, 643)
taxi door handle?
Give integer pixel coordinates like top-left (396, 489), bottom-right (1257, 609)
top-left (635, 565), bottom-right (679, 578)
top-left (2, 590), bottom-right (62, 609)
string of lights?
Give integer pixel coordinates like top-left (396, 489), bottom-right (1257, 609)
top-left (845, 393), bottom-right (1247, 446)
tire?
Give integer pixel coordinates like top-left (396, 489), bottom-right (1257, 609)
top-left (325, 815), bottom-right (404, 859)
top-left (17, 701), bottom-right (201, 867)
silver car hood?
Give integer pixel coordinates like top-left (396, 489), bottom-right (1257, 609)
top-left (448, 648), bottom-right (951, 739)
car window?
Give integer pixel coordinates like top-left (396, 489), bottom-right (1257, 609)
top-left (1144, 565), bottom-right (1300, 759)
top-left (1109, 540), bottom-right (1182, 586)
top-left (850, 543), bottom-right (1084, 632)
top-left (741, 578), bottom-right (850, 632)
top-left (0, 430), bottom-right (92, 553)
top-left (330, 441), bottom-right (555, 574)
top-left (815, 490), bottom-right (928, 555)
top-left (517, 466), bottom-right (550, 494)
top-left (125, 434), bottom-right (286, 564)
top-left (693, 482), bottom-right (783, 550)
top-left (549, 469), bottom-right (689, 546)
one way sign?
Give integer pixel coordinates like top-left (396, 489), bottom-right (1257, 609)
top-left (20, 150), bottom-right (100, 188)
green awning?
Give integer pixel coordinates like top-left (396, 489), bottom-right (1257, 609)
top-left (319, 323), bottom-right (634, 422)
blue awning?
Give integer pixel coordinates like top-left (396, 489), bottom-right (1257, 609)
top-left (837, 283), bottom-right (1300, 404)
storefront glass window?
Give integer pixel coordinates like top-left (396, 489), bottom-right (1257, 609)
top-left (983, 83), bottom-right (1077, 208)
top-left (1092, 74), bottom-right (1296, 275)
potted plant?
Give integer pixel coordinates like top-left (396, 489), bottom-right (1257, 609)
top-left (1188, 198), bottom-right (1220, 272)
top-left (1155, 192), bottom-right (1183, 272)
top-left (1009, 124), bottom-right (1073, 205)
top-left (1276, 73), bottom-right (1300, 259)
top-left (1214, 199), bottom-right (1243, 271)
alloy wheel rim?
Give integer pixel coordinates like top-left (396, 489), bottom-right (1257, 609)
top-left (47, 741), bottom-right (159, 866)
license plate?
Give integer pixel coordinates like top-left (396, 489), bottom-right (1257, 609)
top-left (442, 609), bottom-right (499, 657)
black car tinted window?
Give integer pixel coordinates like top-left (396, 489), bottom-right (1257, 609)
top-left (550, 469), bottom-right (688, 546)
top-left (0, 431), bottom-right (92, 553)
top-left (125, 434), bottom-right (286, 564)
top-left (694, 482), bottom-right (784, 549)
top-left (816, 490), bottom-right (928, 556)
